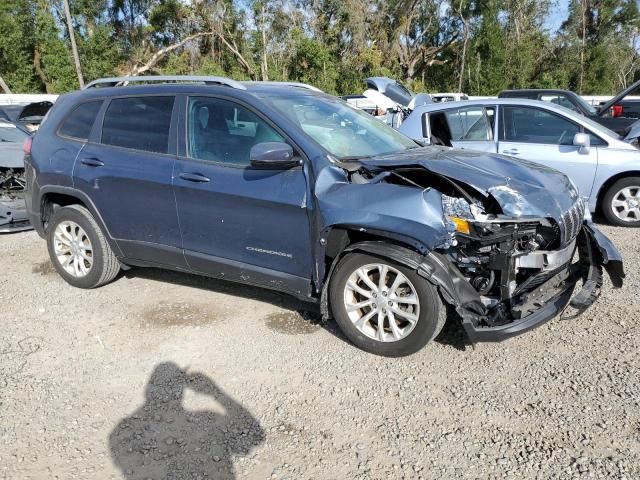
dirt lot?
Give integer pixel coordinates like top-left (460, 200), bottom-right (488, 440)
top-left (0, 224), bottom-right (638, 479)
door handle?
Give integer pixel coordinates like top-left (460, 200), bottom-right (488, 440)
top-left (80, 157), bottom-right (104, 167)
top-left (179, 172), bottom-right (211, 183)
top-left (502, 149), bottom-right (520, 155)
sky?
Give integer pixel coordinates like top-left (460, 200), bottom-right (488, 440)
top-left (545, 0), bottom-right (570, 34)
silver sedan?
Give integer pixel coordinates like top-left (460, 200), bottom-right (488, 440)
top-left (398, 98), bottom-right (640, 227)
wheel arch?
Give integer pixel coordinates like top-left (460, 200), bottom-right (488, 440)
top-left (39, 186), bottom-right (123, 257)
top-left (595, 170), bottom-right (640, 213)
top-left (318, 228), bottom-right (484, 323)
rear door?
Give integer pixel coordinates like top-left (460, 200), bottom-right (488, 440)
top-left (498, 105), bottom-right (599, 199)
top-left (73, 95), bottom-right (185, 268)
top-left (173, 95), bottom-right (312, 296)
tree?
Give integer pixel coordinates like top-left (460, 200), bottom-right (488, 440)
top-left (62, 0), bottom-right (84, 87)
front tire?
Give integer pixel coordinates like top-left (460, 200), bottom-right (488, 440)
top-left (329, 252), bottom-right (446, 357)
top-left (602, 177), bottom-right (640, 227)
top-left (47, 204), bottom-right (120, 288)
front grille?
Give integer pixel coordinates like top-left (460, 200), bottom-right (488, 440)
top-left (558, 200), bottom-right (584, 246)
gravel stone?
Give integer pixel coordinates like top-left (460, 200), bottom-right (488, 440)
top-left (0, 226), bottom-right (638, 479)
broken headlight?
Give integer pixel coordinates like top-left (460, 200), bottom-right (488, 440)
top-left (441, 195), bottom-right (477, 234)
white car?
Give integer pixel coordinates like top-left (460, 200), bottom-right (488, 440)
top-left (398, 98), bottom-right (640, 227)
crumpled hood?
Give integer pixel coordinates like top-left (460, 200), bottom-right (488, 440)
top-left (360, 147), bottom-right (580, 218)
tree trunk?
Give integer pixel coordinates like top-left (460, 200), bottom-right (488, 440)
top-left (457, 1), bottom-right (468, 93)
top-left (0, 75), bottom-right (11, 94)
top-left (62, 0), bottom-right (84, 88)
top-left (260, 4), bottom-right (269, 81)
top-left (579, 0), bottom-right (586, 94)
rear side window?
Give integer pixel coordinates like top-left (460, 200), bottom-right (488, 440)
top-left (102, 96), bottom-right (174, 154)
top-left (58, 100), bottom-right (102, 140)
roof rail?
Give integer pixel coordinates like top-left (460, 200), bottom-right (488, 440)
top-left (83, 75), bottom-right (247, 90)
top-left (242, 81), bottom-right (323, 93)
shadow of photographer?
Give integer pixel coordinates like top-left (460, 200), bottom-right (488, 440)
top-left (109, 362), bottom-right (265, 479)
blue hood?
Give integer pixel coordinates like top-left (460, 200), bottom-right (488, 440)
top-left (360, 147), bottom-right (580, 218)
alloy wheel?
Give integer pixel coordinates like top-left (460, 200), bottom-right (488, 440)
top-left (53, 221), bottom-right (94, 278)
top-left (343, 263), bottom-right (420, 342)
top-left (611, 186), bottom-right (640, 222)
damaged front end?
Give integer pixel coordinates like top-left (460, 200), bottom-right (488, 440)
top-left (348, 159), bottom-right (625, 343)
top-left (435, 199), bottom-right (623, 342)
top-left (0, 167), bottom-right (31, 233)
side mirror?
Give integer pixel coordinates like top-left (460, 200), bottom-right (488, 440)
top-left (573, 132), bottom-right (590, 154)
top-left (249, 142), bottom-right (298, 169)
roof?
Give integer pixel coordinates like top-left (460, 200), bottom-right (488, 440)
top-left (414, 97), bottom-right (575, 112)
top-left (81, 76), bottom-right (323, 97)
top-left (401, 97), bottom-right (623, 144)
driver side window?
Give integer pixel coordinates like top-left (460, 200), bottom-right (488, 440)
top-left (502, 106), bottom-right (580, 145)
top-left (187, 97), bottom-right (284, 166)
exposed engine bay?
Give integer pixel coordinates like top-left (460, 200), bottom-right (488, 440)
top-left (346, 163), bottom-right (624, 342)
top-left (0, 167), bottom-right (30, 233)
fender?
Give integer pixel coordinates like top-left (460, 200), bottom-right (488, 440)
top-left (320, 240), bottom-right (485, 321)
top-left (36, 185), bottom-right (124, 257)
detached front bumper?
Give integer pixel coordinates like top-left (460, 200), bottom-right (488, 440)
top-left (0, 196), bottom-right (32, 233)
top-left (418, 222), bottom-right (624, 344)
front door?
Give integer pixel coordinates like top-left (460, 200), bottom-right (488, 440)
top-left (498, 105), bottom-right (599, 199)
top-left (173, 96), bottom-right (313, 296)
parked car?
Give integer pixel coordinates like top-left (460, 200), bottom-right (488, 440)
top-left (340, 95), bottom-right (382, 116)
top-left (25, 76), bottom-right (623, 356)
top-left (360, 77), bottom-right (432, 127)
top-left (0, 101), bottom-right (54, 233)
top-left (398, 98), bottom-right (640, 227)
top-left (0, 100), bottom-right (53, 133)
top-left (498, 79), bottom-right (640, 135)
top-left (432, 93), bottom-right (469, 103)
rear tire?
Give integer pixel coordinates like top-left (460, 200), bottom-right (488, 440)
top-left (329, 252), bottom-right (446, 357)
top-left (602, 177), bottom-right (640, 227)
top-left (47, 204), bottom-right (120, 288)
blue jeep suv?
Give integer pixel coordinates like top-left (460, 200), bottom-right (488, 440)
top-left (25, 76), bottom-right (624, 356)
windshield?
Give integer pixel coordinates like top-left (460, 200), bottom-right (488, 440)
top-left (574, 95), bottom-right (598, 115)
top-left (265, 95), bottom-right (417, 159)
top-left (548, 103), bottom-right (620, 138)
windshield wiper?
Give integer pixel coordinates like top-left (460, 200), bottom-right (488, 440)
top-left (338, 155), bottom-right (374, 161)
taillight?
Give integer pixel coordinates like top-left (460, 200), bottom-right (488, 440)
top-left (612, 104), bottom-right (624, 117)
top-left (23, 137), bottom-right (32, 154)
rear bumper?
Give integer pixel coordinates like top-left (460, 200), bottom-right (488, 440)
top-left (439, 223), bottom-right (623, 343)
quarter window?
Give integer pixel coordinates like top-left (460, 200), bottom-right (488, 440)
top-left (502, 106), bottom-right (580, 145)
top-left (187, 97), bottom-right (284, 166)
top-left (102, 96), bottom-right (174, 153)
top-left (58, 100), bottom-right (102, 140)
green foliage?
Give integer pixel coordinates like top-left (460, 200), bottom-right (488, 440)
top-left (0, 0), bottom-right (638, 95)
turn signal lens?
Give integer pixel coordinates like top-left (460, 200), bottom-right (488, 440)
top-left (449, 216), bottom-right (470, 234)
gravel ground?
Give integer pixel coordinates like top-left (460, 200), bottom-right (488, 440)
top-left (0, 224), bottom-right (638, 479)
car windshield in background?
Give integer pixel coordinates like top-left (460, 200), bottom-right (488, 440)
top-left (574, 95), bottom-right (598, 115)
top-left (265, 95), bottom-right (417, 159)
top-left (0, 123), bottom-right (29, 142)
top-left (549, 103), bottom-right (620, 138)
